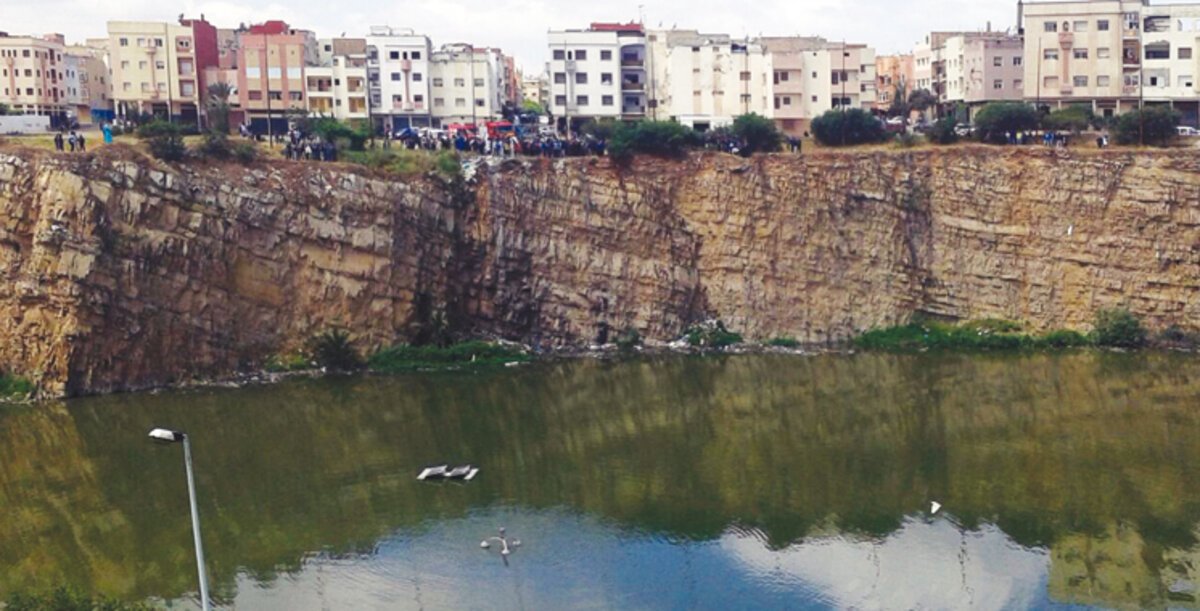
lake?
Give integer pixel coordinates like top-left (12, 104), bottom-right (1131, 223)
top-left (2, 353), bottom-right (1198, 609)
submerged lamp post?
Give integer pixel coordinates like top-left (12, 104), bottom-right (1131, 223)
top-left (148, 427), bottom-right (212, 611)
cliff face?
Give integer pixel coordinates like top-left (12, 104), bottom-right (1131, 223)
top-left (2, 146), bottom-right (1200, 396)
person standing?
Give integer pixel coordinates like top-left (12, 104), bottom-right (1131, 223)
top-left (67, 131), bottom-right (77, 152)
top-left (53, 132), bottom-right (64, 151)
top-left (77, 132), bottom-right (86, 152)
top-left (102, 123), bottom-right (113, 145)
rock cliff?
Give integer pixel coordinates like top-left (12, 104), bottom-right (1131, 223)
top-left (2, 146), bottom-right (1199, 396)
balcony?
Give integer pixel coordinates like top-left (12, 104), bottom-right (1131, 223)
top-left (620, 58), bottom-right (644, 67)
top-left (1060, 84), bottom-right (1073, 95)
top-left (1058, 32), bottom-right (1074, 48)
top-left (1123, 85), bottom-right (1139, 95)
top-left (622, 81), bottom-right (644, 91)
top-left (622, 106), bottom-right (645, 115)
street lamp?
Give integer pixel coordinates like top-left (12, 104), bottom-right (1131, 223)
top-left (148, 427), bottom-right (212, 611)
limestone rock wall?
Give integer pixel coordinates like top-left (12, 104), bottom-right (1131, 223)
top-left (3, 146), bottom-right (1200, 396)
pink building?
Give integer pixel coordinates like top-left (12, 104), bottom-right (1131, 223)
top-left (236, 21), bottom-right (317, 133)
top-left (876, 54), bottom-right (915, 113)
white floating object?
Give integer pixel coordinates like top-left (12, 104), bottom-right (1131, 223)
top-left (464, 468), bottom-right (480, 481)
top-left (480, 541), bottom-right (490, 549)
top-left (417, 465), bottom-right (448, 481)
top-left (930, 501), bottom-right (942, 515)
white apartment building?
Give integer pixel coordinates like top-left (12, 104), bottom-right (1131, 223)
top-left (429, 44), bottom-right (507, 126)
top-left (759, 37), bottom-right (877, 135)
top-left (547, 23), bottom-right (647, 133)
top-left (649, 31), bottom-right (774, 132)
top-left (307, 38), bottom-right (368, 121)
top-left (1022, 0), bottom-right (1200, 124)
top-left (366, 26), bottom-right (433, 131)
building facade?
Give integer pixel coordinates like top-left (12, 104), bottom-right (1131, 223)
top-left (428, 44), bottom-right (508, 126)
top-left (64, 42), bottom-right (112, 123)
top-left (307, 38), bottom-right (369, 121)
top-left (943, 33), bottom-right (1024, 116)
top-left (547, 23), bottom-right (647, 133)
top-left (876, 54), bottom-right (915, 112)
top-left (366, 26), bottom-right (433, 132)
top-left (107, 17), bottom-right (218, 125)
top-left (649, 30), bottom-right (775, 132)
top-left (0, 32), bottom-right (70, 125)
top-left (236, 21), bottom-right (318, 133)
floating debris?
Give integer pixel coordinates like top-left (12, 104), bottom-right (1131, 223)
top-left (417, 464), bottom-right (479, 482)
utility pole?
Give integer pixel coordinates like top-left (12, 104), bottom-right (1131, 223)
top-left (1035, 37), bottom-right (1042, 113)
top-left (841, 40), bottom-right (847, 147)
top-left (263, 32), bottom-right (274, 148)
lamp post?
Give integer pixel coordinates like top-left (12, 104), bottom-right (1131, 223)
top-left (148, 427), bottom-right (211, 611)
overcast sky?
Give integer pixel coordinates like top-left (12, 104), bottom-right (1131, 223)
top-left (5, 0), bottom-right (1017, 72)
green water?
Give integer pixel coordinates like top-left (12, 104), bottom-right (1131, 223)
top-left (2, 353), bottom-right (1199, 609)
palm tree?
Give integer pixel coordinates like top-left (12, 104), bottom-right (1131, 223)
top-left (206, 82), bottom-right (234, 135)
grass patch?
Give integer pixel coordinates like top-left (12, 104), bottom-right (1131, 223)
top-left (684, 321), bottom-right (743, 349)
top-left (0, 373), bottom-right (34, 400)
top-left (264, 351), bottom-right (312, 373)
top-left (5, 586), bottom-right (153, 611)
top-left (368, 340), bottom-right (529, 373)
top-left (766, 337), bottom-right (801, 348)
top-left (854, 319), bottom-right (1091, 352)
top-left (341, 149), bottom-right (461, 179)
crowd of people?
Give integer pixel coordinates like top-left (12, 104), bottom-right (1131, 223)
top-left (281, 128), bottom-right (338, 162)
top-left (51, 130), bottom-right (86, 152)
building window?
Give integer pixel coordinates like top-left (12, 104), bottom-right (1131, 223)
top-left (391, 72), bottom-right (401, 81)
top-left (576, 95), bottom-right (588, 106)
top-left (601, 73), bottom-right (613, 85)
top-left (1146, 44), bottom-right (1171, 60)
top-left (1043, 76), bottom-right (1059, 89)
top-left (601, 95), bottom-right (613, 106)
top-left (554, 72), bottom-right (566, 84)
top-left (993, 79), bottom-right (1003, 89)
top-left (433, 78), bottom-right (443, 87)
top-left (181, 82), bottom-right (195, 96)
top-left (553, 50), bottom-right (565, 60)
top-left (434, 97), bottom-right (445, 107)
top-left (1097, 48), bottom-right (1111, 59)
top-left (1181, 47), bottom-right (1193, 59)
top-left (156, 60), bottom-right (166, 69)
top-left (456, 98), bottom-right (466, 107)
top-left (138, 61), bottom-right (147, 70)
top-left (576, 72), bottom-right (588, 84)
top-left (1044, 49), bottom-right (1059, 61)
top-left (455, 78), bottom-right (465, 87)
top-left (1097, 75), bottom-right (1111, 87)
top-left (476, 98), bottom-right (485, 107)
top-left (414, 94), bottom-right (424, 103)
top-left (246, 67), bottom-right (261, 78)
top-left (812, 95), bottom-right (818, 102)
top-left (993, 57), bottom-right (1003, 67)
top-left (740, 71), bottom-right (751, 81)
top-left (412, 73), bottom-right (422, 81)
top-left (269, 91), bottom-right (282, 100)
top-left (1014, 56), bottom-right (1023, 66)
top-left (601, 50), bottom-right (612, 60)
top-left (554, 94), bottom-right (566, 106)
top-left (1014, 79), bottom-right (1023, 90)
top-left (289, 91), bottom-right (303, 101)
top-left (411, 52), bottom-right (421, 60)
top-left (1098, 20), bottom-right (1110, 31)
top-left (389, 51), bottom-right (400, 60)
top-left (474, 78), bottom-right (484, 87)
top-left (1073, 49), bottom-right (1089, 59)
top-left (119, 37), bottom-right (128, 47)
top-left (1073, 21), bottom-right (1089, 32)
top-left (575, 50), bottom-right (587, 60)
top-left (1044, 21), bottom-right (1058, 32)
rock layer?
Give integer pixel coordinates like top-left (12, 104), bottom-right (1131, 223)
top-left (2, 146), bottom-right (1199, 396)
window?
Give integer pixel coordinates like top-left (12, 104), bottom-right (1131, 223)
top-left (1014, 79), bottom-right (1023, 90)
top-left (602, 94), bottom-right (614, 106)
top-left (993, 79), bottom-right (1003, 89)
top-left (156, 60), bottom-right (166, 69)
top-left (412, 73), bottom-right (422, 81)
top-left (246, 67), bottom-right (261, 78)
top-left (1014, 56), bottom-right (1023, 66)
top-left (268, 67), bottom-right (282, 78)
top-left (811, 95), bottom-right (818, 102)
top-left (455, 78), bottom-right (465, 87)
top-left (601, 50), bottom-right (612, 60)
top-left (138, 61), bottom-right (147, 70)
top-left (1073, 21), bottom-right (1089, 33)
top-left (576, 94), bottom-right (588, 106)
top-left (120, 60), bottom-right (129, 69)
top-left (554, 94), bottom-right (566, 106)
top-left (434, 97), bottom-right (445, 107)
top-left (1146, 44), bottom-right (1171, 60)
top-left (575, 72), bottom-right (588, 84)
top-left (601, 72), bottom-right (613, 85)
top-left (1097, 75), bottom-right (1111, 87)
top-left (1073, 75), bottom-right (1088, 87)
top-left (158, 38), bottom-right (167, 47)
top-left (269, 91), bottom-right (282, 100)
top-left (474, 78), bottom-right (484, 87)
top-left (287, 67), bottom-right (301, 79)
top-left (181, 82), bottom-right (194, 96)
top-left (137, 37), bottom-right (146, 47)
top-left (391, 72), bottom-right (401, 81)
top-left (1098, 20), bottom-right (1110, 31)
top-left (1179, 75), bottom-right (1194, 87)
top-left (1074, 49), bottom-right (1088, 59)
top-left (1045, 21), bottom-right (1058, 32)
top-left (389, 51), bottom-right (400, 60)
top-left (141, 82), bottom-right (150, 92)
top-left (993, 56), bottom-right (1003, 67)
top-left (1098, 48), bottom-right (1111, 59)
top-left (476, 98), bottom-right (485, 107)
top-left (411, 51), bottom-right (421, 60)
top-left (289, 91), bottom-right (303, 101)
top-left (1043, 76), bottom-right (1059, 89)
top-left (740, 71), bottom-right (751, 81)
top-left (456, 97), bottom-right (467, 107)
top-left (1044, 49), bottom-right (1059, 60)
top-left (553, 50), bottom-right (565, 60)
top-left (554, 72), bottom-right (566, 84)
top-left (812, 71), bottom-right (818, 78)
top-left (575, 50), bottom-right (587, 60)
top-left (414, 94), bottom-right (424, 103)
top-left (1181, 48), bottom-right (1193, 59)
top-left (119, 37), bottom-right (128, 47)
top-left (432, 78), bottom-right (443, 87)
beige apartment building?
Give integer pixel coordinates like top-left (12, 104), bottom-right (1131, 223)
top-left (648, 30), bottom-right (775, 132)
top-left (64, 43), bottom-right (112, 123)
top-left (944, 33), bottom-right (1024, 117)
top-left (0, 32), bottom-right (70, 125)
top-left (760, 37), bottom-right (877, 135)
top-left (307, 38), bottom-right (369, 121)
top-left (107, 17), bottom-right (218, 125)
top-left (876, 54), bottom-right (915, 112)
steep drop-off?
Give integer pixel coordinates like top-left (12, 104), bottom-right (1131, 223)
top-left (2, 146), bottom-right (1199, 396)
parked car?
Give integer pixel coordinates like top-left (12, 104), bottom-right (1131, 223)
top-left (1177, 126), bottom-right (1200, 136)
top-left (954, 124), bottom-right (975, 137)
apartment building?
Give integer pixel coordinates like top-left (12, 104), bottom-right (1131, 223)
top-left (307, 38), bottom-right (369, 121)
top-left (63, 43), bottom-right (112, 123)
top-left (428, 44), bottom-right (509, 126)
top-left (366, 26), bottom-right (433, 132)
top-left (943, 33), bottom-right (1024, 116)
top-left (1022, 0), bottom-right (1200, 125)
top-left (649, 30), bottom-right (774, 132)
top-left (522, 74), bottom-right (548, 105)
top-left (0, 32), bottom-right (70, 124)
top-left (107, 17), bottom-right (218, 125)
top-left (876, 54), bottom-right (915, 112)
top-left (236, 21), bottom-right (318, 132)
top-left (760, 37), bottom-right (875, 135)
top-left (548, 23), bottom-right (648, 133)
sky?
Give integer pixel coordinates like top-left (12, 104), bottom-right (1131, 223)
top-left (4, 0), bottom-right (1017, 72)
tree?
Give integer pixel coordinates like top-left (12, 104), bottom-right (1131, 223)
top-left (135, 120), bottom-right (186, 161)
top-left (0, 103), bottom-right (11, 116)
top-left (521, 99), bottom-right (545, 115)
top-left (732, 113), bottom-right (783, 155)
top-left (973, 102), bottom-right (1040, 144)
top-left (1042, 105), bottom-right (1093, 134)
top-left (206, 82), bottom-right (234, 135)
top-left (810, 108), bottom-right (887, 146)
top-left (927, 117), bottom-right (959, 145)
top-left (608, 120), bottom-right (701, 161)
top-left (580, 118), bottom-right (619, 140)
top-left (888, 83), bottom-right (937, 125)
top-left (1114, 107), bottom-right (1181, 147)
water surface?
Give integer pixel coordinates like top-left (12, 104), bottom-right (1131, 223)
top-left (2, 353), bottom-right (1198, 609)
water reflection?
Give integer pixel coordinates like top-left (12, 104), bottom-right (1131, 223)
top-left (1, 353), bottom-right (1198, 609)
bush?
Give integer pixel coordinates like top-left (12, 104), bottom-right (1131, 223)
top-left (810, 109), bottom-right (887, 146)
top-left (767, 337), bottom-right (801, 348)
top-left (0, 372), bottom-right (34, 400)
top-left (5, 587), bottom-right (152, 611)
top-left (232, 141), bottom-right (258, 164)
top-left (580, 118), bottom-right (619, 140)
top-left (1092, 308), bottom-right (1147, 348)
top-left (615, 327), bottom-right (642, 352)
top-left (369, 340), bottom-right (529, 372)
top-left (608, 120), bottom-right (702, 160)
top-left (731, 113), bottom-right (783, 155)
top-left (434, 150), bottom-right (461, 178)
top-left (1041, 329), bottom-right (1091, 348)
top-left (685, 320), bottom-right (743, 349)
top-left (342, 149), bottom-right (439, 177)
top-left (1113, 107), bottom-right (1181, 147)
top-left (311, 118), bottom-right (370, 151)
top-left (264, 351), bottom-right (311, 373)
top-left (136, 120), bottom-right (186, 161)
top-left (309, 329), bottom-right (362, 372)
top-left (973, 102), bottom-right (1040, 144)
top-left (895, 132), bottom-right (919, 148)
top-left (927, 117), bottom-right (959, 145)
top-left (1042, 106), bottom-right (1094, 134)
top-left (196, 132), bottom-right (231, 159)
top-left (854, 319), bottom-right (1093, 351)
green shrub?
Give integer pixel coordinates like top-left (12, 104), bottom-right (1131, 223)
top-left (0, 372), bottom-right (34, 400)
top-left (1042, 106), bottom-right (1094, 133)
top-left (369, 340), bottom-right (529, 372)
top-left (232, 141), bottom-right (258, 164)
top-left (1113, 107), bottom-right (1181, 147)
top-left (767, 337), bottom-right (801, 348)
top-left (434, 151), bottom-right (461, 178)
top-left (608, 120), bottom-right (702, 160)
top-left (894, 132), bottom-right (918, 148)
top-left (342, 149), bottom-right (437, 177)
top-left (580, 118), bottom-right (619, 140)
top-left (811, 109), bottom-right (887, 146)
top-left (195, 132), bottom-right (231, 159)
top-left (5, 586), bottom-right (152, 611)
top-left (309, 329), bottom-right (362, 372)
top-left (732, 113), bottom-right (783, 155)
top-left (136, 120), bottom-right (186, 161)
top-left (615, 327), bottom-right (642, 352)
top-left (1092, 308), bottom-right (1147, 348)
top-left (264, 351), bottom-right (311, 373)
top-left (1040, 330), bottom-right (1091, 348)
top-left (973, 102), bottom-right (1040, 144)
top-left (855, 320), bottom-right (1092, 351)
top-left (685, 320), bottom-right (743, 349)
top-left (927, 117), bottom-right (959, 145)
top-left (311, 117), bottom-right (370, 151)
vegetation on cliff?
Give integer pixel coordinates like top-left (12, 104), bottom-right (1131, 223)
top-left (855, 310), bottom-right (1157, 352)
top-left (368, 341), bottom-right (529, 372)
top-left (5, 587), bottom-right (152, 611)
top-left (0, 372), bottom-right (33, 401)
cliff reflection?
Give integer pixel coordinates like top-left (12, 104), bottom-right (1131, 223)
top-left (1, 352), bottom-right (1198, 608)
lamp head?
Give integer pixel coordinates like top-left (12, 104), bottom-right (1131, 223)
top-left (148, 428), bottom-right (185, 443)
